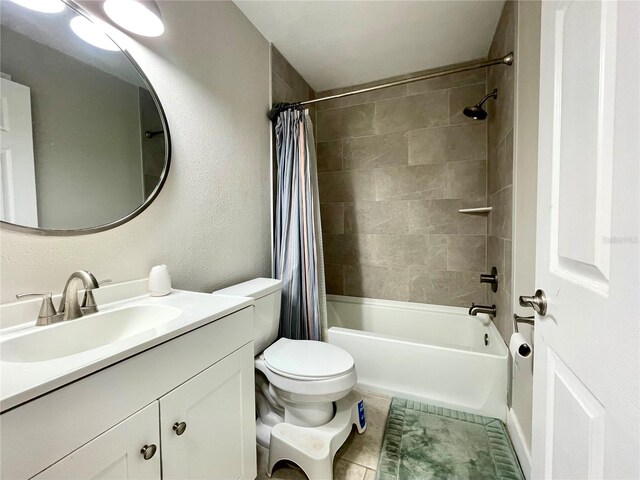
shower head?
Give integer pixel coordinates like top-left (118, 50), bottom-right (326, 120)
top-left (463, 105), bottom-right (488, 120)
top-left (463, 88), bottom-right (498, 120)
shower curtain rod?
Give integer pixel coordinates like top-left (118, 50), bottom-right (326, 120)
top-left (298, 52), bottom-right (514, 106)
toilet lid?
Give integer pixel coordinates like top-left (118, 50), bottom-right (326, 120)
top-left (264, 338), bottom-right (355, 379)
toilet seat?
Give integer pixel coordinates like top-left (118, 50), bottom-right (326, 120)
top-left (264, 338), bottom-right (355, 380)
top-left (255, 339), bottom-right (358, 402)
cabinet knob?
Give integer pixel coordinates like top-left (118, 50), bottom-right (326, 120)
top-left (140, 444), bottom-right (157, 460)
top-left (173, 421), bottom-right (187, 436)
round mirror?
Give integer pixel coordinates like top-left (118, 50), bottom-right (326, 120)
top-left (0, 0), bottom-right (170, 235)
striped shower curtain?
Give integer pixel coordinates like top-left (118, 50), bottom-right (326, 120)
top-left (273, 106), bottom-right (327, 341)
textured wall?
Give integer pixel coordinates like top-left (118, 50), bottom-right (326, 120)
top-left (315, 67), bottom-right (489, 306)
top-left (486, 1), bottom-right (516, 342)
top-left (0, 1), bottom-right (271, 303)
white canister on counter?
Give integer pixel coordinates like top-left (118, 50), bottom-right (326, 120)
top-left (149, 264), bottom-right (171, 296)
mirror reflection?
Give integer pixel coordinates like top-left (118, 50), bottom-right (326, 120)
top-left (0, 0), bottom-right (168, 232)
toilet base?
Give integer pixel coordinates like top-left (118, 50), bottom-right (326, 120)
top-left (266, 391), bottom-right (366, 480)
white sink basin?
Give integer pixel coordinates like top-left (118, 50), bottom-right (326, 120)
top-left (1, 304), bottom-right (181, 363)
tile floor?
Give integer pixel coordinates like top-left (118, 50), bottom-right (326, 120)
top-left (256, 390), bottom-right (392, 480)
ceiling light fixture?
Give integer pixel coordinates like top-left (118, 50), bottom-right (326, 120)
top-left (8, 0), bottom-right (65, 13)
top-left (69, 15), bottom-right (120, 51)
top-left (103, 0), bottom-right (165, 37)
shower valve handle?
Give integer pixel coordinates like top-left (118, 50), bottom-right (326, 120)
top-left (479, 267), bottom-right (498, 292)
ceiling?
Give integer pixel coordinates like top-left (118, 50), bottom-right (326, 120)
top-left (234, 0), bottom-right (505, 92)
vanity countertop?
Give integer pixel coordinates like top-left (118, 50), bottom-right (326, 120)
top-left (0, 289), bottom-right (253, 413)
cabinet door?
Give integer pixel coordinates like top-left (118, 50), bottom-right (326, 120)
top-left (160, 343), bottom-right (256, 480)
top-left (32, 402), bottom-right (160, 480)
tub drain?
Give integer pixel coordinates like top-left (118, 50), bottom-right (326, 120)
top-left (484, 334), bottom-right (490, 346)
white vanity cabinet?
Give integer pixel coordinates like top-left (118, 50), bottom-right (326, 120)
top-left (1, 306), bottom-right (257, 480)
top-left (160, 344), bottom-right (255, 480)
top-left (32, 402), bottom-right (161, 480)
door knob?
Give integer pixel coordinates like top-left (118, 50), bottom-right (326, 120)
top-left (519, 289), bottom-right (548, 316)
top-left (140, 444), bottom-right (157, 460)
top-left (173, 421), bottom-right (187, 436)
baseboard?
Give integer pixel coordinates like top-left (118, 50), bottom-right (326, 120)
top-left (506, 407), bottom-right (531, 480)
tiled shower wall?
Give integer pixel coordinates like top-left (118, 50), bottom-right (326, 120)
top-left (486, 1), bottom-right (516, 342)
top-left (316, 68), bottom-right (490, 306)
top-left (271, 46), bottom-right (315, 106)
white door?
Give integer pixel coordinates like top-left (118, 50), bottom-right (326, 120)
top-left (32, 402), bottom-right (161, 480)
top-left (160, 343), bottom-right (257, 480)
top-left (531, 1), bottom-right (639, 479)
top-left (0, 77), bottom-right (38, 226)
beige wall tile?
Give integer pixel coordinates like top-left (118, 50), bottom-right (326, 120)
top-left (490, 186), bottom-right (513, 239)
top-left (343, 132), bottom-right (408, 170)
top-left (325, 233), bottom-right (431, 269)
top-left (272, 73), bottom-right (295, 105)
top-left (447, 235), bottom-right (487, 272)
top-left (344, 201), bottom-right (408, 234)
top-left (375, 164), bottom-right (446, 201)
top-left (484, 0), bottom-right (516, 342)
top-left (407, 68), bottom-right (487, 95)
top-left (504, 238), bottom-right (512, 294)
top-left (369, 234), bottom-right (428, 268)
top-left (409, 268), bottom-right (485, 306)
top-left (317, 103), bottom-right (376, 141)
top-left (488, 129), bottom-right (513, 195)
top-left (344, 265), bottom-right (409, 301)
top-left (449, 83), bottom-right (488, 125)
top-left (318, 170), bottom-right (376, 203)
top-left (490, 286), bottom-right (512, 342)
top-left (317, 140), bottom-right (343, 172)
top-left (315, 95), bottom-right (344, 111)
top-left (324, 263), bottom-right (344, 295)
top-left (408, 123), bottom-right (487, 165)
top-left (320, 203), bottom-right (344, 234)
top-left (445, 160), bottom-right (487, 200)
top-left (323, 234), bottom-right (367, 266)
top-left (408, 199), bottom-right (487, 235)
top-left (487, 65), bottom-right (514, 151)
top-left (341, 84), bottom-right (407, 107)
top-left (271, 46), bottom-right (311, 102)
top-left (374, 90), bottom-right (449, 134)
top-left (487, 235), bottom-right (505, 278)
top-left (306, 55), bottom-right (505, 307)
top-left (425, 239), bottom-right (448, 270)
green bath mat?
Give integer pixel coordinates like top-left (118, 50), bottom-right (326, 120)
top-left (376, 398), bottom-right (524, 480)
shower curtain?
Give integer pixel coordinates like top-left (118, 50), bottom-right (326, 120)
top-left (272, 105), bottom-right (327, 341)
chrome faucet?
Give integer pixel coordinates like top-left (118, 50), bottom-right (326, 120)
top-left (468, 303), bottom-right (497, 317)
top-left (16, 272), bottom-right (108, 325)
top-left (58, 270), bottom-right (100, 321)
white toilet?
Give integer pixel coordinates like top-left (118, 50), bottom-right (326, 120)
top-left (213, 278), bottom-right (365, 479)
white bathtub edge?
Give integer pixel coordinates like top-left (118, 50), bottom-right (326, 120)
top-left (506, 407), bottom-right (531, 480)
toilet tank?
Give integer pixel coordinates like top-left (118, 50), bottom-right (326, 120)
top-left (213, 278), bottom-right (281, 355)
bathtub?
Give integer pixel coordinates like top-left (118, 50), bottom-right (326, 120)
top-left (327, 295), bottom-right (508, 420)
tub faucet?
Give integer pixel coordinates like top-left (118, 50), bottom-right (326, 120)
top-left (468, 303), bottom-right (496, 317)
top-left (58, 270), bottom-right (100, 321)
